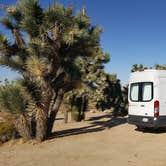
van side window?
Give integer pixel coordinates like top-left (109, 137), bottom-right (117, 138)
top-left (130, 82), bottom-right (153, 102)
top-left (130, 83), bottom-right (139, 101)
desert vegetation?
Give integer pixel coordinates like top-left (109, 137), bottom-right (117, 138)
top-left (0, 0), bottom-right (128, 143)
top-left (131, 64), bottom-right (166, 72)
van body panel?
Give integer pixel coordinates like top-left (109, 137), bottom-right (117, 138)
top-left (128, 70), bottom-right (166, 127)
top-left (158, 77), bottom-right (166, 116)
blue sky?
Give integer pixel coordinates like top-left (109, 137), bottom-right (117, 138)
top-left (1, 0), bottom-right (166, 85)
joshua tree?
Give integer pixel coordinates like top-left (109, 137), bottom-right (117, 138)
top-left (0, 0), bottom-right (108, 141)
top-left (131, 64), bottom-right (166, 72)
top-left (131, 64), bottom-right (148, 72)
top-left (154, 64), bottom-right (166, 70)
top-left (64, 45), bottom-right (110, 115)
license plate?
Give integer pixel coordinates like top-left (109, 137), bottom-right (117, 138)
top-left (142, 118), bottom-right (148, 122)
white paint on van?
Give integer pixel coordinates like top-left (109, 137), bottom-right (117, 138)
top-left (128, 70), bottom-right (166, 117)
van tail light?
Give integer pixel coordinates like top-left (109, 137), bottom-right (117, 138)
top-left (154, 100), bottom-right (159, 117)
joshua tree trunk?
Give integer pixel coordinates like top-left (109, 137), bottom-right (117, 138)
top-left (35, 108), bottom-right (48, 142)
top-left (35, 83), bottom-right (52, 141)
top-left (14, 114), bottom-right (32, 140)
top-left (47, 89), bottom-right (64, 136)
top-left (64, 109), bottom-right (68, 123)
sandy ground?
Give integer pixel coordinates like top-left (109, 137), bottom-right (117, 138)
top-left (1, 112), bottom-right (166, 166)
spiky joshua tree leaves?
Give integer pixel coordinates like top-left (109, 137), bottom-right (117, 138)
top-left (0, 0), bottom-right (108, 141)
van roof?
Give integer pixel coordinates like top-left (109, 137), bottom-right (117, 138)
top-left (129, 69), bottom-right (166, 83)
top-left (132, 69), bottom-right (166, 74)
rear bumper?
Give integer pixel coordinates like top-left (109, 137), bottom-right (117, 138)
top-left (128, 115), bottom-right (166, 128)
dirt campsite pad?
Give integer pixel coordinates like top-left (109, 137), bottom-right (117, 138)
top-left (1, 112), bottom-right (166, 166)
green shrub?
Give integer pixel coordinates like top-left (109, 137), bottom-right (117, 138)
top-left (0, 121), bottom-right (16, 143)
top-left (71, 106), bottom-right (85, 122)
top-left (71, 110), bottom-right (80, 122)
top-left (71, 106), bottom-right (80, 122)
top-left (0, 83), bottom-right (27, 114)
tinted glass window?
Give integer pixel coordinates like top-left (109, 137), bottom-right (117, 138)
top-left (130, 84), bottom-right (139, 101)
top-left (130, 82), bottom-right (153, 102)
top-left (142, 83), bottom-right (152, 101)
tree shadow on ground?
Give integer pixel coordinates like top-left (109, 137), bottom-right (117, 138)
top-left (48, 114), bottom-right (127, 140)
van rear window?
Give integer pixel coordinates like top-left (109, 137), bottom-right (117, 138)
top-left (130, 82), bottom-right (153, 102)
top-left (130, 84), bottom-right (139, 101)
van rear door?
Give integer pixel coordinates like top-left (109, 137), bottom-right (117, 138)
top-left (129, 82), bottom-right (154, 117)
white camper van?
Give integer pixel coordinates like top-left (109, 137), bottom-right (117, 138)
top-left (128, 69), bottom-right (166, 128)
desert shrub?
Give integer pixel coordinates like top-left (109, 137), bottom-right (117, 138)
top-left (0, 121), bottom-right (17, 143)
top-left (71, 107), bottom-right (80, 122)
top-left (70, 94), bottom-right (88, 122)
top-left (0, 82), bottom-right (33, 140)
top-left (120, 85), bottom-right (128, 116)
top-left (0, 82), bottom-right (27, 114)
top-left (71, 106), bottom-right (85, 122)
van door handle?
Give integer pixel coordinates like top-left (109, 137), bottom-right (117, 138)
top-left (140, 105), bottom-right (144, 107)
